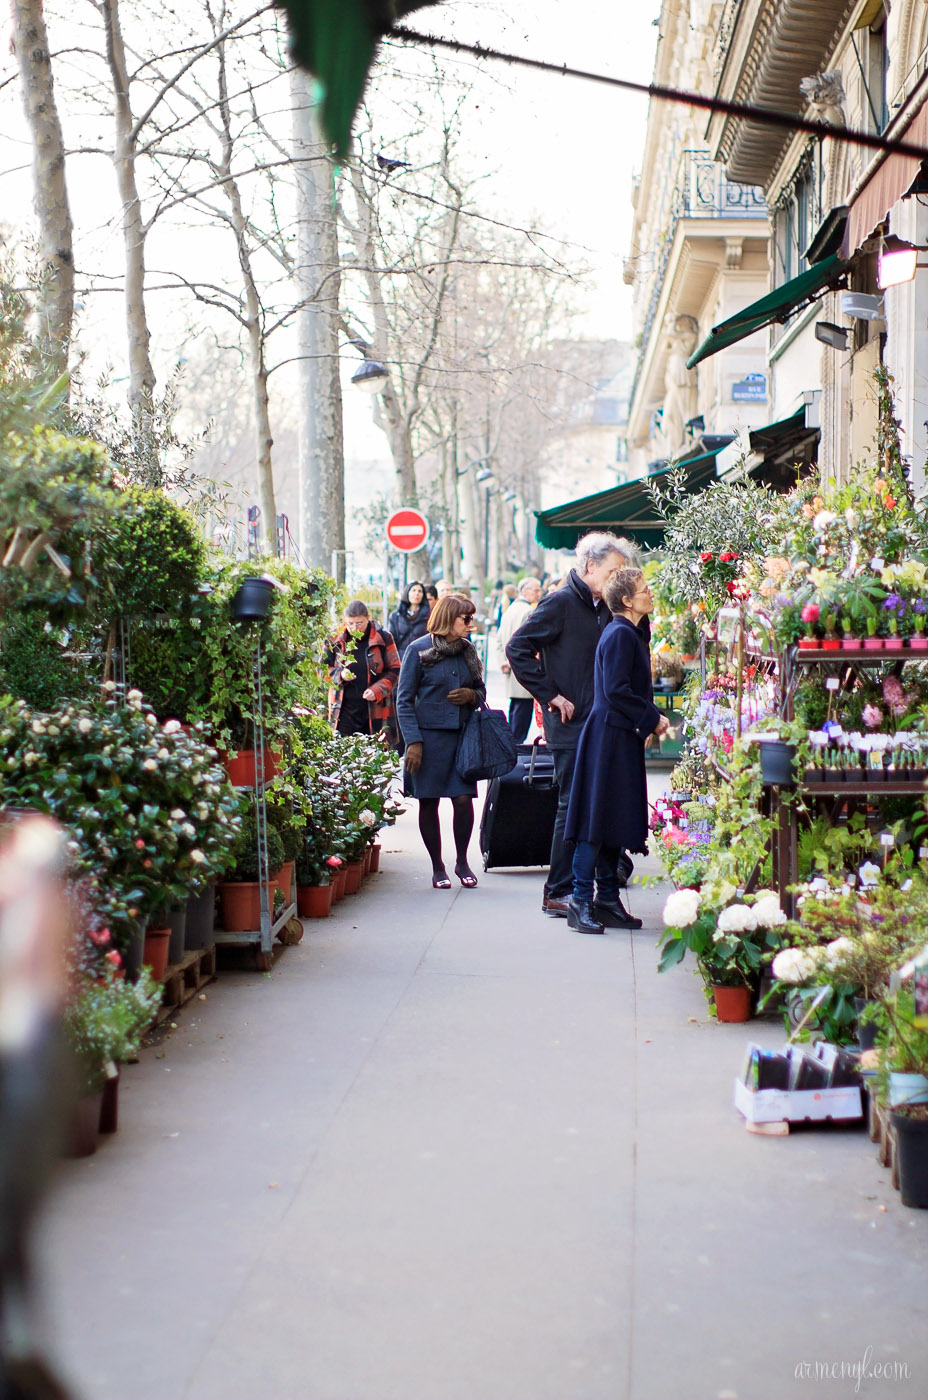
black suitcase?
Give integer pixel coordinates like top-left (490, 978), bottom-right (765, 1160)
top-left (479, 739), bottom-right (559, 870)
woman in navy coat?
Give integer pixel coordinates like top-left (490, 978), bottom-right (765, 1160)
top-left (395, 594), bottom-right (486, 889)
top-left (564, 567), bottom-right (669, 934)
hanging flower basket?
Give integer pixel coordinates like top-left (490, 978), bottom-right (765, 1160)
top-left (231, 576), bottom-right (274, 621)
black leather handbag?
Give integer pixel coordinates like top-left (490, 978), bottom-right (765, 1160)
top-left (455, 702), bottom-right (518, 782)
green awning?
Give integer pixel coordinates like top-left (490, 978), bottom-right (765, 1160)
top-left (534, 450), bottom-right (720, 552)
top-left (686, 253), bottom-right (849, 368)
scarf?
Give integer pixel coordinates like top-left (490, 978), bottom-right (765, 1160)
top-left (419, 634), bottom-right (483, 680)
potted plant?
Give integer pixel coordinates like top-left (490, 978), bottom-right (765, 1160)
top-left (218, 803), bottom-right (285, 931)
top-left (909, 601), bottom-right (928, 650)
top-left (658, 888), bottom-right (785, 1022)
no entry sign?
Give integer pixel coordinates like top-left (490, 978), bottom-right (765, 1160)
top-left (386, 507), bottom-right (430, 553)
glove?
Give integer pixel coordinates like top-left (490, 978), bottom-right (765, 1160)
top-left (405, 741), bottom-right (423, 774)
top-left (447, 687), bottom-right (477, 706)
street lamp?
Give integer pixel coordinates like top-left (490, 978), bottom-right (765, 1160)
top-left (482, 480), bottom-right (497, 578)
top-left (350, 358), bottom-right (390, 393)
top-left (877, 234), bottom-right (928, 290)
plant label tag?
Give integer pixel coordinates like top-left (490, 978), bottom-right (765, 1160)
top-left (825, 678), bottom-right (840, 691)
top-left (871, 557), bottom-right (885, 572)
top-left (920, 847), bottom-right (928, 861)
top-left (881, 833), bottom-right (894, 847)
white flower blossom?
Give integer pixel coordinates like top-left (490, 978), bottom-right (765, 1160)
top-left (77, 718), bottom-right (93, 734)
top-left (163, 720), bottom-right (182, 734)
top-left (662, 888), bottom-right (701, 928)
top-left (190, 849), bottom-right (206, 864)
top-left (771, 947), bottom-right (818, 984)
top-left (716, 903), bottom-right (758, 935)
top-left (181, 823), bottom-right (196, 840)
top-left (127, 689), bottom-right (143, 701)
top-left (143, 758), bottom-right (158, 771)
top-left (825, 936), bottom-right (854, 968)
top-left (102, 680), bottom-right (117, 692)
top-left (813, 510), bottom-right (836, 531)
top-left (157, 747), bottom-right (170, 759)
top-left (145, 714), bottom-right (158, 728)
top-left (170, 809), bottom-right (185, 821)
top-left (752, 894), bottom-right (787, 928)
top-left (858, 861), bottom-right (881, 888)
top-left (359, 809), bottom-right (377, 827)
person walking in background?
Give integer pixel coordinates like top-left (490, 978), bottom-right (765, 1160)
top-left (424, 584), bottom-right (439, 608)
top-left (506, 532), bottom-right (639, 919)
top-left (395, 595), bottom-right (485, 889)
top-left (389, 580), bottom-right (431, 657)
top-left (564, 567), bottom-right (668, 934)
top-left (325, 600), bottom-right (400, 739)
top-left (496, 576), bottom-right (542, 742)
top-left (432, 579), bottom-right (455, 600)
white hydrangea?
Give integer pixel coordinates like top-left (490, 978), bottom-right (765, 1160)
top-left (662, 888), bottom-right (701, 928)
top-left (826, 936), bottom-right (854, 968)
top-left (752, 894), bottom-right (786, 928)
top-left (716, 903), bottom-right (758, 935)
top-left (771, 947), bottom-right (818, 984)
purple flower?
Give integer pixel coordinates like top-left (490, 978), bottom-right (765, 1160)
top-left (915, 600), bottom-right (927, 615)
top-left (883, 593), bottom-right (904, 612)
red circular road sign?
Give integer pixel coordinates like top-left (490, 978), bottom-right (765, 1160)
top-left (386, 507), bottom-right (430, 553)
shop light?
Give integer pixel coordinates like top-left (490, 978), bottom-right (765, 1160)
top-left (877, 235), bottom-right (928, 290)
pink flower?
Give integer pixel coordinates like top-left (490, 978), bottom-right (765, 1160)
top-left (882, 676), bottom-right (910, 717)
top-left (862, 703), bottom-right (883, 729)
top-left (800, 603), bottom-right (820, 623)
top-left (699, 551), bottom-right (713, 563)
top-left (89, 927), bottom-right (111, 947)
top-left (326, 855), bottom-right (343, 868)
top-left (135, 838), bottom-right (146, 849)
top-left (105, 951), bottom-right (122, 968)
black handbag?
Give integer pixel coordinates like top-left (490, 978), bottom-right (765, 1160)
top-left (455, 702), bottom-right (518, 782)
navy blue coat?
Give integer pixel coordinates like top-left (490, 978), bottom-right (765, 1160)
top-left (564, 616), bottom-right (661, 852)
top-left (395, 636), bottom-right (486, 745)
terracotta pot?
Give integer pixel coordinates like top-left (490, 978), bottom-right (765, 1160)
top-left (296, 883), bottom-right (333, 918)
top-left (863, 637), bottom-right (884, 651)
top-left (274, 861), bottom-right (295, 903)
top-left (218, 880), bottom-right (274, 931)
top-left (368, 843), bottom-right (381, 873)
top-left (711, 984), bottom-right (753, 1023)
top-left (219, 747), bottom-right (278, 787)
top-left (884, 637), bottom-right (905, 651)
top-left (64, 1090), bottom-right (104, 1157)
top-left (362, 846), bottom-right (372, 876)
top-left (143, 925), bottom-right (171, 980)
top-left (344, 860), bottom-right (364, 894)
top-left (332, 867), bottom-right (348, 902)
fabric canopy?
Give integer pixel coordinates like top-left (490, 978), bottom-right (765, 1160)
top-left (844, 88), bottom-right (928, 257)
top-left (686, 254), bottom-right (848, 368)
top-left (534, 450), bottom-right (720, 552)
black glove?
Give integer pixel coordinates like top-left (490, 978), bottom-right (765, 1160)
top-left (447, 687), bottom-right (477, 706)
top-left (405, 741), bottom-right (423, 773)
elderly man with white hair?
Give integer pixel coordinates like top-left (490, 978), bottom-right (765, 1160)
top-left (495, 576), bottom-right (542, 742)
top-left (506, 532), bottom-right (644, 928)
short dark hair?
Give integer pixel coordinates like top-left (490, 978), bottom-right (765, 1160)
top-left (602, 567), bottom-right (644, 617)
top-left (344, 599), bottom-right (370, 619)
top-left (427, 594), bottom-right (475, 637)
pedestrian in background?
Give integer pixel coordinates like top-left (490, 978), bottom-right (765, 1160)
top-left (389, 580), bottom-right (431, 657)
top-left (425, 584), bottom-right (439, 607)
top-left (495, 576), bottom-right (542, 742)
top-left (395, 595), bottom-right (485, 889)
top-left (325, 600), bottom-right (400, 739)
top-left (564, 567), bottom-right (668, 934)
top-left (506, 532), bottom-right (639, 919)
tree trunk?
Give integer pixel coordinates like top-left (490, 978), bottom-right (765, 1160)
top-left (216, 44), bottom-right (276, 551)
top-left (10, 0), bottom-right (74, 375)
top-left (101, 0), bottom-right (155, 417)
top-left (290, 68), bottom-right (345, 576)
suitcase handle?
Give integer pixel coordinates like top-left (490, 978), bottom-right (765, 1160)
top-left (525, 736), bottom-right (554, 788)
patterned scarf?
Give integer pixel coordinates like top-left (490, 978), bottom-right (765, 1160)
top-left (419, 634), bottom-right (483, 679)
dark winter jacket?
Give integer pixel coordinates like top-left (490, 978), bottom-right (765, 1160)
top-left (564, 615), bottom-right (661, 851)
top-left (388, 603), bottom-right (431, 656)
top-left (325, 623), bottom-right (400, 733)
top-left (395, 636), bottom-right (486, 746)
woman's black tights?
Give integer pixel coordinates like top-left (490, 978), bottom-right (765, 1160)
top-left (418, 796), bottom-right (475, 875)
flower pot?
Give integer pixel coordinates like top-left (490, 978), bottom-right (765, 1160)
top-left (712, 984), bottom-right (753, 1023)
top-left (167, 906), bottom-right (186, 966)
top-left (804, 768), bottom-right (824, 783)
top-left (220, 748), bottom-right (276, 787)
top-left (368, 843), bottom-right (381, 873)
top-left (218, 880), bottom-right (274, 932)
top-left (362, 846), bottom-right (372, 876)
top-left (231, 576), bottom-right (273, 620)
top-left (863, 637), bottom-right (884, 651)
top-left (759, 740), bottom-right (796, 787)
top-left (884, 637), bottom-right (905, 651)
top-left (332, 867), bottom-right (348, 901)
top-left (889, 1072), bottom-right (928, 1108)
top-left (821, 637), bottom-right (841, 651)
top-left (344, 859), bottom-right (364, 894)
top-left (798, 636), bottom-right (819, 650)
top-left (296, 883), bottom-right (333, 918)
top-left (891, 1112), bottom-right (928, 1209)
top-left (99, 1068), bottom-right (120, 1134)
top-left (143, 925), bottom-right (171, 980)
top-left (122, 921), bottom-right (145, 981)
top-left (185, 882), bottom-right (216, 951)
top-left (64, 1091), bottom-right (104, 1158)
top-left (854, 997), bottom-right (879, 1052)
top-left (274, 861), bottom-right (295, 904)
top-left (907, 636), bottom-right (928, 651)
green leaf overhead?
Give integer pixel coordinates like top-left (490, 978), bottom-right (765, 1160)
top-left (277, 0), bottom-right (437, 156)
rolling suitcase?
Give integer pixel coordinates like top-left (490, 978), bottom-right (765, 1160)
top-left (479, 738), bottom-right (559, 870)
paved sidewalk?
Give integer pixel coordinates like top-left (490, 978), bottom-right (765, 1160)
top-left (36, 788), bottom-right (928, 1400)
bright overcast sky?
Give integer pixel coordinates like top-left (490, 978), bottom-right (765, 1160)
top-left (393, 0), bottom-right (664, 340)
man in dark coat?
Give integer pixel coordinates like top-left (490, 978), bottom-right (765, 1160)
top-left (506, 532), bottom-right (641, 920)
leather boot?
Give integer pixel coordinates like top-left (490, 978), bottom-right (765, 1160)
top-left (593, 895), bottom-right (642, 930)
top-left (566, 897), bottom-right (604, 935)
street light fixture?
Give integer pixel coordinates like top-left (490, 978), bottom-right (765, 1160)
top-left (350, 358), bottom-right (390, 393)
top-left (475, 467), bottom-right (493, 483)
top-left (877, 234), bottom-right (928, 290)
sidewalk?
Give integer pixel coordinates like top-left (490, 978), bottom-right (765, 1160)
top-left (34, 650), bottom-right (928, 1400)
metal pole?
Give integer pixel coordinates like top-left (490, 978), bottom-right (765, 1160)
top-left (383, 540), bottom-right (390, 627)
top-left (483, 486), bottom-right (490, 578)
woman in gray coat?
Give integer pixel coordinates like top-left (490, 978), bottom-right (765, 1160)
top-left (395, 594), bottom-right (486, 888)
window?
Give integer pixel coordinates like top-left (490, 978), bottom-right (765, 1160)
top-left (773, 161), bottom-right (816, 287)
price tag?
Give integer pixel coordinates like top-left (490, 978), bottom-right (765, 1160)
top-left (881, 832), bottom-right (895, 847)
top-left (825, 678), bottom-right (840, 691)
top-left (871, 557), bottom-right (885, 572)
top-left (920, 847), bottom-right (928, 861)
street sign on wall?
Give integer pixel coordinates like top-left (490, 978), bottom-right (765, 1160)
top-left (386, 508), bottom-right (430, 553)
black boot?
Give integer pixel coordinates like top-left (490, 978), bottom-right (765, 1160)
top-left (593, 895), bottom-right (642, 930)
top-left (566, 897), bottom-right (604, 935)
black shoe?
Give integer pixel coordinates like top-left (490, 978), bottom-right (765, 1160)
top-left (544, 895), bottom-right (570, 918)
top-left (616, 852), bottom-right (634, 888)
top-left (593, 897), bottom-right (642, 930)
top-left (566, 898), bottom-right (604, 935)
